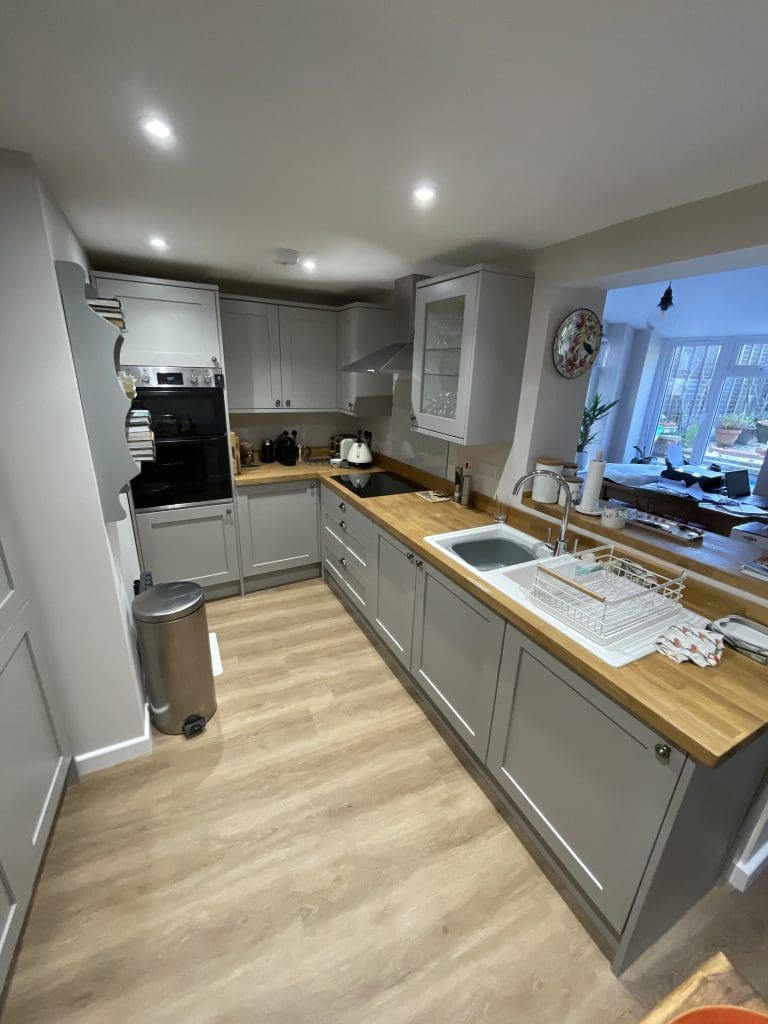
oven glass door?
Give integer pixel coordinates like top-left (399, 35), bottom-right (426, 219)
top-left (131, 437), bottom-right (233, 511)
top-left (133, 387), bottom-right (227, 438)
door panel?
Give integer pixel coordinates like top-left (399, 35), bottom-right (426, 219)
top-left (92, 275), bottom-right (221, 367)
top-left (0, 537), bottom-right (17, 642)
top-left (487, 626), bottom-right (685, 932)
top-left (136, 502), bottom-right (239, 586)
top-left (237, 482), bottom-right (319, 576)
top-left (412, 564), bottom-right (504, 759)
top-left (221, 299), bottom-right (282, 410)
top-left (373, 532), bottom-right (416, 667)
top-left (278, 306), bottom-right (337, 409)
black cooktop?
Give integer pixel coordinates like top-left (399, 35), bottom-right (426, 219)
top-left (332, 472), bottom-right (422, 498)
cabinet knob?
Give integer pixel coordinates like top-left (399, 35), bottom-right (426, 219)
top-left (406, 552), bottom-right (414, 561)
top-left (339, 502), bottom-right (346, 512)
top-left (348, 402), bottom-right (353, 409)
top-left (415, 559), bottom-right (423, 567)
top-left (654, 743), bottom-right (672, 763)
top-left (275, 399), bottom-right (281, 407)
top-left (225, 508), bottom-right (232, 515)
top-left (286, 399), bottom-right (291, 407)
top-left (340, 520), bottom-right (347, 531)
top-left (339, 556), bottom-right (347, 568)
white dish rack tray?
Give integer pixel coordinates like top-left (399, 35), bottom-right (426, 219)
top-left (530, 545), bottom-right (686, 646)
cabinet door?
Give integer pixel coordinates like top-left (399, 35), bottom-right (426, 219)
top-left (337, 307), bottom-right (393, 412)
top-left (487, 625), bottom-right (685, 932)
top-left (278, 306), bottom-right (337, 410)
top-left (411, 275), bottom-right (478, 439)
top-left (412, 562), bottom-right (504, 760)
top-left (92, 274), bottom-right (221, 367)
top-left (373, 531), bottom-right (416, 667)
top-left (237, 482), bottom-right (319, 576)
top-left (220, 299), bottom-right (282, 410)
top-left (136, 502), bottom-right (239, 587)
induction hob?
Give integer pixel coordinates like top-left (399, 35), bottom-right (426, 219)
top-left (332, 472), bottom-right (422, 498)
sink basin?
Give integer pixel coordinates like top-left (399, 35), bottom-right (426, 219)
top-left (425, 524), bottom-right (550, 574)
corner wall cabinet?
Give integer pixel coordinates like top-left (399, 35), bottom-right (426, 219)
top-left (221, 296), bottom-right (337, 411)
top-left (411, 265), bottom-right (533, 444)
top-left (56, 261), bottom-right (139, 523)
top-left (135, 502), bottom-right (239, 588)
top-left (91, 272), bottom-right (222, 367)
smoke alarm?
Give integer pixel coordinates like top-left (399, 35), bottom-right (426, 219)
top-left (272, 248), bottom-right (300, 266)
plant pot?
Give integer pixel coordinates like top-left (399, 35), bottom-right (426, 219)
top-left (756, 420), bottom-right (768, 444)
top-left (737, 427), bottom-right (757, 446)
top-left (574, 450), bottom-right (590, 471)
top-left (652, 434), bottom-right (681, 457)
top-left (715, 427), bottom-right (742, 447)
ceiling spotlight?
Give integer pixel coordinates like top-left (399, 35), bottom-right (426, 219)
top-left (301, 258), bottom-right (317, 272)
top-left (149, 236), bottom-right (169, 250)
top-left (413, 182), bottom-right (438, 205)
top-left (140, 115), bottom-right (174, 143)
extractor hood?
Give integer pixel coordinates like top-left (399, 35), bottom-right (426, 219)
top-left (341, 274), bottom-right (426, 374)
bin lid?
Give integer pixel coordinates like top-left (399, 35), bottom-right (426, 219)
top-left (133, 581), bottom-right (204, 623)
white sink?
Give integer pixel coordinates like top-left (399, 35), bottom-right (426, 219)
top-left (425, 523), bottom-right (551, 574)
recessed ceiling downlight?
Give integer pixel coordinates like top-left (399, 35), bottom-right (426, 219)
top-left (149, 236), bottom-right (169, 250)
top-left (140, 115), bottom-right (174, 143)
top-left (301, 258), bottom-right (317, 272)
top-left (413, 182), bottom-right (438, 205)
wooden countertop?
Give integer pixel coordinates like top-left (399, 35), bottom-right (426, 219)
top-left (523, 495), bottom-right (768, 602)
top-left (230, 461), bottom-right (768, 766)
top-left (233, 461), bottom-right (374, 487)
top-left (639, 952), bottom-right (768, 1023)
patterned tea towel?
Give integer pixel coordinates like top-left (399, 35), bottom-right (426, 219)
top-left (655, 624), bottom-right (723, 667)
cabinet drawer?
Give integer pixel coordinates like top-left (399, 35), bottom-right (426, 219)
top-left (487, 625), bottom-right (685, 932)
top-left (321, 513), bottom-right (372, 573)
top-left (323, 530), bottom-right (371, 617)
top-left (321, 486), bottom-right (375, 545)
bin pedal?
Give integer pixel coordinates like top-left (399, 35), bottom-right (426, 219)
top-left (182, 714), bottom-right (206, 738)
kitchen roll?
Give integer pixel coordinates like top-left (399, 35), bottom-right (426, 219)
top-left (579, 451), bottom-right (606, 512)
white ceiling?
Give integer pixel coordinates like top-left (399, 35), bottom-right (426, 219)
top-left (604, 264), bottom-right (768, 338)
top-left (4, 1), bottom-right (768, 297)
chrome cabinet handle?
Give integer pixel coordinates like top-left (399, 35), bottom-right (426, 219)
top-left (415, 559), bottom-right (423, 567)
top-left (340, 521), bottom-right (347, 531)
top-left (339, 502), bottom-right (346, 512)
top-left (286, 399), bottom-right (291, 407)
top-left (339, 556), bottom-right (347, 568)
top-left (275, 399), bottom-right (281, 407)
top-left (654, 743), bottom-right (672, 762)
top-left (406, 552), bottom-right (414, 561)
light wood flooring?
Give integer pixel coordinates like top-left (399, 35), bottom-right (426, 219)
top-left (2, 579), bottom-right (767, 1023)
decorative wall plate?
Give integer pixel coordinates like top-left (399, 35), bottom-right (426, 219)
top-left (552, 308), bottom-right (602, 379)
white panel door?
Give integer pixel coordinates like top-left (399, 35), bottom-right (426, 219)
top-left (0, 495), bottom-right (69, 989)
top-left (92, 274), bottom-right (221, 367)
top-left (220, 298), bottom-right (282, 410)
top-left (278, 306), bottom-right (337, 410)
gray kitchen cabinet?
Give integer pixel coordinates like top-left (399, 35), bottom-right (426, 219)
top-left (91, 272), bottom-right (222, 367)
top-left (411, 265), bottom-right (532, 444)
top-left (336, 304), bottom-right (393, 414)
top-left (237, 481), bottom-right (319, 577)
top-left (136, 502), bottom-right (239, 588)
top-left (219, 298), bottom-right (281, 411)
top-left (278, 305), bottom-right (337, 410)
top-left (221, 296), bottom-right (337, 411)
top-left (372, 530), bottom-right (417, 668)
top-left (411, 561), bottom-right (505, 760)
top-left (320, 484), bottom-right (377, 619)
top-left (486, 624), bottom-right (686, 933)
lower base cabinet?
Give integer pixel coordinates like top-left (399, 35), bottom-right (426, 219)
top-left (136, 501), bottom-right (240, 587)
top-left (237, 481), bottom-right (319, 578)
top-left (411, 562), bottom-right (504, 760)
top-left (372, 531), bottom-right (417, 667)
top-left (486, 625), bottom-right (685, 933)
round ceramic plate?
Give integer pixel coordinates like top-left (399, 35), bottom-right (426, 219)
top-left (552, 308), bottom-right (602, 378)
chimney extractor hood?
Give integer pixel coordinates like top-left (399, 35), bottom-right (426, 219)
top-left (341, 274), bottom-right (426, 374)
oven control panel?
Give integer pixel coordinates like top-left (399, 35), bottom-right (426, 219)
top-left (123, 366), bottom-right (225, 389)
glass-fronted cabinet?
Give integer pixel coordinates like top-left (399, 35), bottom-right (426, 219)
top-left (411, 274), bottom-right (479, 438)
top-left (410, 267), bottom-right (533, 445)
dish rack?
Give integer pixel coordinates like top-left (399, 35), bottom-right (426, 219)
top-left (530, 545), bottom-right (686, 645)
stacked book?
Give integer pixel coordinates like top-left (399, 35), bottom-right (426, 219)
top-left (127, 409), bottom-right (155, 462)
top-left (87, 296), bottom-right (125, 332)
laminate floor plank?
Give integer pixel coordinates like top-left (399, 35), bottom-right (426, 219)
top-left (2, 579), bottom-right (766, 1023)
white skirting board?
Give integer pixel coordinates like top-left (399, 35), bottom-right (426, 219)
top-left (730, 843), bottom-right (768, 892)
top-left (74, 703), bottom-right (152, 776)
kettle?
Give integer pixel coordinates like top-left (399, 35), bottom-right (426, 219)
top-left (274, 430), bottom-right (299, 466)
top-left (347, 430), bottom-right (373, 468)
top-left (260, 439), bottom-right (275, 464)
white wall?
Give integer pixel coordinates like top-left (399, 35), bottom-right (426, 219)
top-left (0, 149), bottom-right (147, 774)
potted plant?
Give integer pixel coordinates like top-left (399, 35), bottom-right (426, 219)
top-left (715, 413), bottom-right (749, 447)
top-left (576, 393), bottom-right (618, 469)
top-left (756, 408), bottom-right (768, 444)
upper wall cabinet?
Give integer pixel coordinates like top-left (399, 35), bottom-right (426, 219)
top-left (337, 304), bottom-right (394, 415)
top-left (221, 297), bottom-right (337, 411)
top-left (411, 265), bottom-right (533, 445)
top-left (91, 272), bottom-right (222, 367)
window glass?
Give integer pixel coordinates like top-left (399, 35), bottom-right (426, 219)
top-left (652, 345), bottom-right (720, 459)
top-left (736, 341), bottom-right (768, 367)
top-left (702, 374), bottom-right (768, 472)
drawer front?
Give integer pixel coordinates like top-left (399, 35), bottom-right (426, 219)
top-left (321, 513), bottom-right (371, 572)
top-left (323, 530), bottom-right (370, 617)
top-left (321, 486), bottom-right (375, 546)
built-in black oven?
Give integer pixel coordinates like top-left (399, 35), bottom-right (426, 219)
top-left (125, 366), bottom-right (233, 512)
